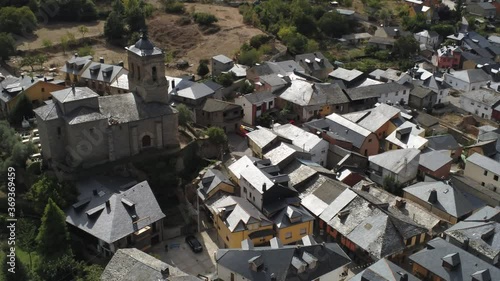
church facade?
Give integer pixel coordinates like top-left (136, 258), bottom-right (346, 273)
top-left (34, 33), bottom-right (179, 169)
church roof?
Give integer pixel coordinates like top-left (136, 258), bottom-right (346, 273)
top-left (127, 32), bottom-right (163, 57)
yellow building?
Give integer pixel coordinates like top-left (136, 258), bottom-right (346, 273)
top-left (211, 196), bottom-right (274, 248)
top-left (197, 168), bottom-right (236, 203)
top-left (60, 55), bottom-right (93, 85)
top-left (272, 205), bottom-right (315, 245)
top-left (0, 76), bottom-right (66, 116)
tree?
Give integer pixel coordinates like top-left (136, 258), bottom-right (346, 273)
top-left (176, 104), bottom-right (192, 127)
top-left (318, 12), bottom-right (349, 38)
top-left (1, 255), bottom-right (29, 281)
top-left (431, 24), bottom-right (455, 38)
top-left (27, 175), bottom-right (79, 213)
top-left (249, 34), bottom-right (272, 49)
top-left (193, 12), bottom-right (218, 26)
top-left (197, 60), bottom-right (209, 77)
top-left (0, 6), bottom-right (37, 35)
top-left (35, 54), bottom-right (48, 70)
top-left (36, 254), bottom-right (78, 281)
top-left (402, 13), bottom-right (429, 33)
top-left (383, 176), bottom-right (404, 196)
top-left (60, 35), bottom-right (69, 54)
top-left (104, 11), bottom-right (126, 41)
top-left (42, 39), bottom-right (53, 48)
top-left (77, 264), bottom-right (103, 281)
top-left (0, 32), bottom-right (16, 59)
top-left (20, 56), bottom-right (37, 72)
top-left (238, 48), bottom-right (260, 66)
top-left (9, 92), bottom-right (34, 126)
top-left (126, 5), bottom-right (146, 33)
top-left (216, 73), bottom-right (236, 87)
top-left (10, 142), bottom-right (36, 167)
top-left (277, 26), bottom-right (308, 54)
top-left (205, 126), bottom-right (227, 159)
top-left (80, 0), bottom-right (98, 21)
top-left (162, 0), bottom-right (185, 14)
top-left (455, 0), bottom-right (464, 23)
top-left (78, 25), bottom-right (89, 39)
top-left (78, 45), bottom-right (95, 56)
top-left (239, 81), bottom-right (254, 94)
top-left (36, 198), bottom-right (72, 260)
top-left (66, 31), bottom-right (76, 46)
top-left (437, 4), bottom-right (453, 22)
top-left (17, 218), bottom-right (38, 270)
top-left (393, 35), bottom-right (419, 59)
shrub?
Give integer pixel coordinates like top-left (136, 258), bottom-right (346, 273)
top-left (77, 45), bottom-right (95, 57)
top-left (249, 34), bottom-right (272, 49)
top-left (193, 12), bottom-right (218, 26)
top-left (164, 0), bottom-right (185, 14)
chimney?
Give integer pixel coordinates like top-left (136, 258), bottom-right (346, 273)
top-left (92, 189), bottom-right (98, 196)
top-left (262, 183), bottom-right (267, 192)
top-left (171, 80), bottom-right (175, 89)
top-left (241, 239), bottom-right (254, 250)
top-left (21, 73), bottom-right (24, 79)
top-left (399, 272), bottom-right (408, 281)
top-left (44, 77), bottom-right (47, 82)
top-left (74, 52), bottom-right (79, 57)
top-left (463, 238), bottom-right (469, 250)
top-left (71, 84), bottom-right (76, 94)
top-left (361, 183), bottom-right (371, 192)
top-left (31, 77), bottom-right (34, 83)
top-left (161, 267), bottom-right (170, 277)
top-left (99, 57), bottom-right (104, 63)
top-left (394, 28), bottom-right (400, 38)
top-left (396, 199), bottom-right (406, 208)
top-left (428, 189), bottom-right (438, 203)
top-left (105, 200), bottom-right (111, 209)
top-left (270, 273), bottom-right (277, 281)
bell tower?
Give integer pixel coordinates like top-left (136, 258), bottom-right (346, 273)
top-left (126, 29), bottom-right (170, 104)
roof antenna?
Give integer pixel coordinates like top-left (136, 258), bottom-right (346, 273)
top-left (71, 83), bottom-right (76, 95)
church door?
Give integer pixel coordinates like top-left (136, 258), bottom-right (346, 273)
top-left (142, 135), bottom-right (152, 147)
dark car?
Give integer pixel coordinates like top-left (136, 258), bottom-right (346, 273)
top-left (185, 235), bottom-right (203, 253)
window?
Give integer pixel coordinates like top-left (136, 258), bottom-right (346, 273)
top-left (482, 182), bottom-right (485, 186)
top-left (300, 228), bottom-right (307, 235)
top-left (484, 170), bottom-right (488, 176)
top-left (495, 175), bottom-right (499, 181)
top-left (471, 102), bottom-right (475, 106)
top-left (41, 87), bottom-right (45, 92)
top-left (368, 139), bottom-right (372, 143)
top-left (231, 273), bottom-right (235, 281)
top-left (269, 101), bottom-right (273, 107)
top-left (252, 196), bottom-right (255, 202)
top-left (243, 187), bottom-right (247, 194)
top-left (226, 235), bottom-right (229, 241)
top-left (285, 232), bottom-right (292, 239)
top-left (57, 127), bottom-right (61, 136)
top-left (142, 135), bottom-right (151, 147)
top-left (256, 105), bottom-right (262, 111)
top-left (395, 92), bottom-right (399, 96)
top-left (152, 66), bottom-right (157, 82)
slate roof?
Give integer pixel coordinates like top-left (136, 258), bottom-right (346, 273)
top-left (0, 76), bottom-right (64, 103)
top-left (369, 148), bottom-right (421, 174)
top-left (426, 135), bottom-right (460, 151)
top-left (259, 74), bottom-right (289, 87)
top-left (467, 153), bottom-right (500, 175)
top-left (301, 178), bottom-right (349, 216)
top-left (246, 127), bottom-right (278, 149)
top-left (462, 89), bottom-right (500, 106)
top-left (272, 204), bottom-right (314, 229)
top-left (403, 181), bottom-right (484, 218)
top-left (415, 29), bottom-right (439, 39)
top-left (201, 99), bottom-right (240, 113)
top-left (60, 55), bottom-right (93, 75)
top-left (127, 34), bottom-right (163, 57)
top-left (197, 168), bottom-right (234, 201)
top-left (275, 60), bottom-right (305, 74)
top-left (386, 122), bottom-right (427, 149)
top-left (51, 86), bottom-right (99, 104)
top-left (342, 103), bottom-right (401, 133)
top-left (215, 238), bottom-right (351, 281)
top-left (368, 36), bottom-right (396, 45)
top-left (279, 80), bottom-right (349, 107)
top-left (227, 155), bottom-right (262, 181)
top-left (66, 178), bottom-right (165, 244)
top-left (347, 82), bottom-right (410, 101)
top-left (272, 124), bottom-right (327, 154)
top-left (295, 52), bottom-right (333, 73)
top-left (242, 91), bottom-right (275, 105)
top-left (212, 54), bottom-right (232, 64)
top-left (415, 112), bottom-right (439, 128)
top-left (319, 187), bottom-right (427, 259)
top-left (80, 62), bottom-right (127, 84)
top-left (445, 206), bottom-right (500, 263)
top-left (410, 238), bottom-right (500, 281)
top-left (101, 248), bottom-right (200, 281)
top-left (264, 142), bottom-right (308, 167)
top-left (410, 85), bottom-right (436, 99)
top-left (172, 82), bottom-right (215, 101)
top-left (419, 150), bottom-right (453, 172)
top-left (350, 258), bottom-right (420, 281)
top-left (211, 196), bottom-right (272, 232)
top-left (447, 69), bottom-right (491, 83)
top-left (329, 67), bottom-right (364, 82)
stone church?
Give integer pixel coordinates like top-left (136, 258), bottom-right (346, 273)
top-left (34, 33), bottom-right (179, 169)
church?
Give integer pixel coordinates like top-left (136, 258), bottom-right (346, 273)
top-left (34, 32), bottom-right (179, 169)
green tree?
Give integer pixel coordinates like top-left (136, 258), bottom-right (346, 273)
top-left (78, 45), bottom-right (95, 56)
top-left (36, 198), bottom-right (72, 260)
top-left (0, 6), bottom-right (37, 35)
top-left (383, 176), bottom-right (404, 196)
top-left (10, 142), bottom-right (36, 167)
top-left (402, 13), bottom-right (429, 33)
top-left (42, 38), bottom-right (53, 48)
top-left (277, 26), bottom-right (308, 54)
top-left (197, 60), bottom-right (210, 77)
top-left (0, 32), bottom-right (16, 59)
top-left (36, 254), bottom-right (78, 281)
top-left (176, 103), bottom-right (192, 127)
top-left (35, 54), bottom-right (48, 70)
top-left (239, 81), bottom-right (254, 94)
top-left (17, 218), bottom-right (38, 270)
top-left (238, 48), bottom-right (260, 66)
top-left (8, 92), bottom-right (34, 126)
top-left (162, 0), bottom-right (185, 14)
top-left (393, 35), bottom-right (419, 59)
top-left (77, 264), bottom-right (103, 281)
top-left (127, 5), bottom-right (146, 33)
top-left (205, 126), bottom-right (227, 159)
top-left (455, 0), bottom-right (463, 23)
top-left (20, 56), bottom-right (37, 72)
top-left (431, 24), bottom-right (455, 38)
top-left (249, 34), bottom-right (272, 49)
top-left (80, 0), bottom-right (98, 21)
top-left (193, 12), bottom-right (218, 26)
top-left (78, 25), bottom-right (89, 39)
top-left (66, 31), bottom-right (76, 46)
top-left (104, 11), bottom-right (126, 41)
top-left (1, 255), bottom-right (29, 281)
top-left (216, 73), bottom-right (236, 87)
top-left (27, 175), bottom-right (79, 214)
top-left (318, 12), bottom-right (349, 38)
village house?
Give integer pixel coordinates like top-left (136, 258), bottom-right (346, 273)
top-left (227, 155), bottom-right (263, 185)
top-left (467, 2), bottom-right (497, 18)
top-left (409, 238), bottom-right (500, 281)
top-left (444, 206), bottom-right (500, 266)
top-left (80, 58), bottom-right (128, 95)
top-left (443, 69), bottom-right (491, 92)
top-left (414, 29), bottom-right (440, 49)
top-left (451, 175), bottom-right (500, 209)
top-left (367, 36), bottom-right (396, 50)
top-left (328, 67), bottom-right (364, 88)
top-left (418, 150), bottom-right (453, 180)
top-left (211, 54), bottom-right (234, 78)
top-left (295, 52), bottom-right (334, 80)
top-left (0, 75), bottom-right (66, 117)
top-left (34, 33), bottom-right (179, 169)
top-left (464, 153), bottom-right (500, 191)
top-left (403, 181), bottom-right (485, 224)
top-left (60, 54), bottom-right (93, 85)
top-left (170, 80), bottom-right (220, 107)
top-left (460, 88), bottom-right (500, 119)
top-left (234, 91), bottom-right (276, 126)
top-left (215, 237), bottom-right (351, 281)
top-left (341, 33), bottom-right (372, 45)
top-left (409, 85), bottom-right (439, 109)
top-left (253, 73), bottom-right (290, 93)
top-left (346, 82), bottom-right (412, 105)
top-left (66, 178), bottom-right (165, 256)
top-left (277, 79), bottom-right (350, 122)
top-left (195, 99), bottom-right (243, 133)
top-left (344, 86), bottom-right (380, 111)
top-left (246, 127), bottom-right (280, 158)
top-left (461, 51), bottom-right (494, 70)
top-left (368, 148), bottom-right (421, 185)
top-left (197, 168), bottom-right (236, 204)
top-left (426, 134), bottom-right (463, 161)
top-left (342, 103), bottom-right (402, 140)
top-left (245, 61), bottom-right (304, 83)
top-left (263, 142), bottom-right (311, 170)
top-left (386, 121), bottom-right (427, 150)
top-left (304, 113), bottom-right (380, 156)
top-left (350, 258), bottom-right (420, 281)
top-left (435, 46), bottom-right (462, 69)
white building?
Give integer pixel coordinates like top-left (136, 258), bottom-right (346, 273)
top-left (459, 88), bottom-right (500, 119)
top-left (272, 123), bottom-right (329, 166)
top-left (349, 82), bottom-right (412, 105)
top-left (369, 148), bottom-right (421, 185)
top-left (443, 69), bottom-right (491, 92)
top-left (414, 30), bottom-right (440, 49)
top-left (465, 153), bottom-right (500, 191)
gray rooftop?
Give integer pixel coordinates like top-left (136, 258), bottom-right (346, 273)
top-left (350, 258), bottom-right (420, 281)
top-left (264, 142), bottom-right (309, 168)
top-left (51, 86), bottom-right (99, 104)
top-left (66, 178), bottom-right (165, 244)
top-left (426, 135), bottom-right (460, 151)
top-left (419, 150), bottom-right (453, 172)
top-left (101, 248), bottom-right (200, 281)
top-left (216, 237), bottom-right (350, 281)
top-left (202, 99), bottom-right (240, 113)
top-left (295, 52), bottom-right (333, 73)
top-left (172, 82), bottom-right (215, 101)
top-left (342, 103), bottom-right (401, 133)
top-left (80, 62), bottom-right (127, 84)
top-left (410, 238), bottom-right (500, 281)
top-left (212, 54), bottom-right (232, 64)
top-left (126, 33), bottom-right (163, 57)
top-left (198, 168), bottom-right (234, 201)
top-left (410, 85), bottom-right (436, 99)
top-left (272, 204), bottom-right (314, 229)
top-left (279, 80), bottom-right (349, 107)
top-left (211, 196), bottom-right (272, 232)
top-left (467, 153), bottom-right (500, 175)
top-left (462, 89), bottom-right (500, 106)
top-left (403, 181), bottom-right (484, 218)
top-left (241, 91), bottom-right (275, 105)
top-left (329, 67), bottom-right (363, 82)
top-left (447, 69), bottom-right (491, 83)
top-left (246, 127), bottom-right (278, 149)
top-left (347, 82), bottom-right (410, 101)
top-left (301, 178), bottom-right (349, 216)
top-left (369, 148), bottom-right (420, 174)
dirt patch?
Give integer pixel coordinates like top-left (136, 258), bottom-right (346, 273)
top-left (16, 21), bottom-right (105, 51)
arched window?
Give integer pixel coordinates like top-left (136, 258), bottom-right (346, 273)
top-left (137, 65), bottom-right (141, 80)
top-left (142, 135), bottom-right (151, 147)
top-left (152, 66), bottom-right (157, 82)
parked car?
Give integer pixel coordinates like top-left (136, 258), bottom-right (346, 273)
top-left (185, 235), bottom-right (203, 253)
